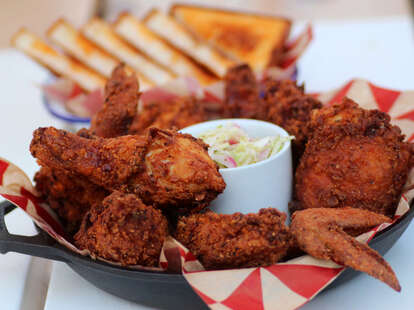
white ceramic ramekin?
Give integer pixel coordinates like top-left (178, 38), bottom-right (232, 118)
top-left (180, 119), bottom-right (292, 215)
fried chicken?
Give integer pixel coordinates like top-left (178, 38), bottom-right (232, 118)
top-left (223, 64), bottom-right (265, 119)
top-left (294, 98), bottom-right (413, 216)
top-left (90, 64), bottom-right (140, 138)
top-left (30, 126), bottom-right (225, 213)
top-left (34, 167), bottom-right (108, 234)
top-left (129, 96), bottom-right (207, 134)
top-left (223, 64), bottom-right (322, 163)
top-left (263, 79), bottom-right (322, 160)
top-left (89, 63), bottom-right (320, 152)
top-left (175, 208), bottom-right (293, 270)
top-left (74, 191), bottom-right (168, 266)
top-left (290, 207), bottom-right (400, 291)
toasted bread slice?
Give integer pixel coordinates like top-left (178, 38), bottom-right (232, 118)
top-left (144, 9), bottom-right (235, 77)
top-left (47, 18), bottom-right (120, 77)
top-left (47, 19), bottom-right (152, 90)
top-left (11, 28), bottom-right (105, 92)
top-left (171, 4), bottom-right (291, 72)
top-left (82, 18), bottom-right (174, 85)
top-left (114, 12), bottom-right (217, 85)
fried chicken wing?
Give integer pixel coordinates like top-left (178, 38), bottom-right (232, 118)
top-left (34, 167), bottom-right (108, 234)
top-left (90, 64), bottom-right (140, 138)
top-left (294, 98), bottom-right (413, 216)
top-left (290, 207), bottom-right (400, 291)
top-left (30, 126), bottom-right (225, 213)
top-left (175, 208), bottom-right (293, 270)
top-left (74, 191), bottom-right (168, 266)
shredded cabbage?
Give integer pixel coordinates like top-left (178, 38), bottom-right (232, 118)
top-left (199, 123), bottom-right (293, 168)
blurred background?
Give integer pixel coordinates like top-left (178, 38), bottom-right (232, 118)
top-left (0, 0), bottom-right (413, 48)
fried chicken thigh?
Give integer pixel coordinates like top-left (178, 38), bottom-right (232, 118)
top-left (30, 127), bottom-right (225, 213)
top-left (75, 191), bottom-right (168, 266)
top-left (176, 208), bottom-right (293, 269)
top-left (294, 98), bottom-right (413, 216)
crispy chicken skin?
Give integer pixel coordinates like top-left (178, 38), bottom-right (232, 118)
top-left (293, 98), bottom-right (413, 217)
top-left (30, 127), bottom-right (225, 213)
top-left (129, 96), bottom-right (206, 134)
top-left (137, 128), bottom-right (225, 213)
top-left (90, 64), bottom-right (140, 138)
top-left (74, 191), bottom-right (168, 266)
top-left (263, 79), bottom-right (322, 159)
top-left (89, 64), bottom-right (320, 150)
top-left (34, 167), bottom-right (108, 234)
top-left (90, 64), bottom-right (207, 136)
top-left (223, 64), bottom-right (265, 119)
top-left (175, 208), bottom-right (293, 269)
top-left (291, 208), bottom-right (400, 291)
top-left (223, 64), bottom-right (321, 161)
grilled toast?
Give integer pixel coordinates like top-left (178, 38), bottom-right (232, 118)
top-left (82, 18), bottom-right (174, 85)
top-left (47, 19), bottom-right (152, 90)
top-left (114, 12), bottom-right (217, 85)
top-left (144, 9), bottom-right (235, 78)
top-left (11, 28), bottom-right (105, 92)
top-left (170, 4), bottom-right (291, 72)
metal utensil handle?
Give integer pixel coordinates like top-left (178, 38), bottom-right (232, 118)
top-left (0, 200), bottom-right (68, 262)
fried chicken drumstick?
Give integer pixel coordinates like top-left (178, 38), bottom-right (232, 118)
top-left (223, 64), bottom-right (264, 119)
top-left (75, 191), bottom-right (169, 266)
top-left (30, 127), bottom-right (225, 213)
top-left (90, 64), bottom-right (140, 138)
top-left (291, 207), bottom-right (400, 291)
top-left (90, 64), bottom-right (208, 137)
top-left (176, 208), bottom-right (293, 270)
top-left (293, 98), bottom-right (413, 216)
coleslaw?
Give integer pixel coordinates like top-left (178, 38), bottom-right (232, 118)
top-left (199, 123), bottom-right (293, 168)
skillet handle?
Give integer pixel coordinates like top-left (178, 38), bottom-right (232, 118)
top-left (0, 200), bottom-right (68, 262)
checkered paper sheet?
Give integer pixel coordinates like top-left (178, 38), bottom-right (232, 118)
top-left (1, 80), bottom-right (414, 308)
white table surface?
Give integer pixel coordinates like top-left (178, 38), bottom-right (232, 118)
top-left (0, 16), bottom-right (413, 310)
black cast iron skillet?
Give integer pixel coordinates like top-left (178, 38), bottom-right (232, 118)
top-left (1, 200), bottom-right (413, 309)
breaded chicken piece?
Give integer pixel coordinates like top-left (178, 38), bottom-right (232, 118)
top-left (34, 167), bottom-right (108, 234)
top-left (223, 64), bottom-right (265, 119)
top-left (291, 207), bottom-right (400, 291)
top-left (90, 64), bottom-right (207, 137)
top-left (30, 127), bottom-right (225, 213)
top-left (294, 98), bottom-right (413, 217)
top-left (90, 64), bottom-right (140, 138)
top-left (129, 96), bottom-right (206, 134)
top-left (223, 64), bottom-right (321, 164)
top-left (74, 191), bottom-right (168, 266)
top-left (263, 79), bottom-right (322, 161)
top-left (175, 208), bottom-right (292, 269)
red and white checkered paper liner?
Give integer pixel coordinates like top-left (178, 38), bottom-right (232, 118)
top-left (1, 78), bottom-right (414, 309)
